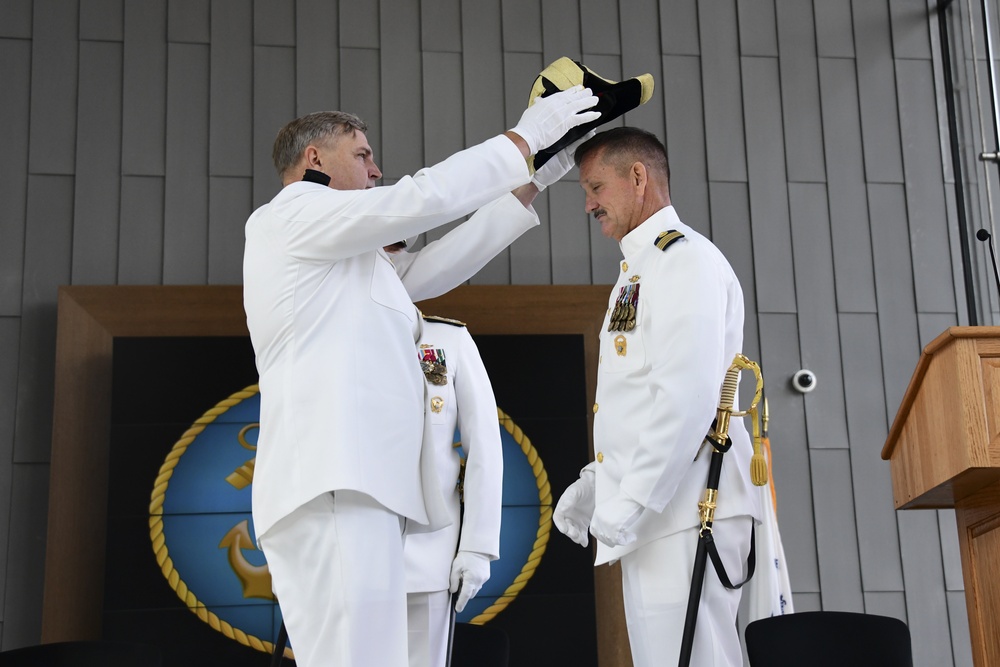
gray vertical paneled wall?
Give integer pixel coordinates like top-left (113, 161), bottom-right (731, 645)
top-left (0, 1), bottom-right (984, 664)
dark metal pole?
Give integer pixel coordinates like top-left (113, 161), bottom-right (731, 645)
top-left (269, 622), bottom-right (288, 667)
top-left (445, 584), bottom-right (461, 667)
top-left (976, 228), bottom-right (1000, 292)
top-left (938, 0), bottom-right (980, 324)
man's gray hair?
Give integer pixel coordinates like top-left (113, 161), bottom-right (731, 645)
top-left (272, 111), bottom-right (368, 178)
top-left (574, 126), bottom-right (671, 182)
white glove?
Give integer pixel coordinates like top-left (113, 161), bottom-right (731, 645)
top-left (553, 467), bottom-right (596, 547)
top-left (590, 491), bottom-right (643, 548)
top-left (510, 86), bottom-right (600, 155)
top-left (449, 551), bottom-right (491, 613)
top-left (531, 130), bottom-right (596, 192)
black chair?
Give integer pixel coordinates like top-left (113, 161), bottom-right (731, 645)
top-left (745, 611), bottom-right (913, 667)
top-left (0, 640), bottom-right (163, 667)
top-left (451, 622), bottom-right (509, 667)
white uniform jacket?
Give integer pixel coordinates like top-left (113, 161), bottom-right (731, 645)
top-left (592, 206), bottom-right (762, 565)
top-left (244, 135), bottom-right (536, 541)
top-left (404, 318), bottom-right (503, 593)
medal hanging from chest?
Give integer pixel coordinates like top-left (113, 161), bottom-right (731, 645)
top-left (608, 282), bottom-right (639, 332)
top-left (418, 346), bottom-right (448, 385)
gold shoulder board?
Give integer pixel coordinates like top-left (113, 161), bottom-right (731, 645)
top-left (422, 314), bottom-right (467, 327)
top-left (654, 230), bottom-right (685, 251)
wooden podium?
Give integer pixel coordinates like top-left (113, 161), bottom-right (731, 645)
top-left (882, 327), bottom-right (1000, 667)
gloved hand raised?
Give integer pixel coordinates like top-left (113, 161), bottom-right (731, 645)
top-left (553, 465), bottom-right (596, 547)
top-left (449, 551), bottom-right (491, 613)
top-left (530, 130), bottom-right (595, 192)
top-left (590, 490), bottom-right (644, 548)
top-left (510, 86), bottom-right (600, 156)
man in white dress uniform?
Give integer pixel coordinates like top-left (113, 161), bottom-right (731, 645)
top-left (243, 89), bottom-right (599, 667)
top-left (403, 314), bottom-right (503, 667)
top-left (552, 127), bottom-right (761, 667)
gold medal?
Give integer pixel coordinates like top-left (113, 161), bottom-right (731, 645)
top-left (625, 303), bottom-right (636, 331)
top-left (421, 361), bottom-right (448, 385)
top-left (608, 304), bottom-right (623, 331)
top-left (608, 283), bottom-right (640, 332)
top-left (608, 284), bottom-right (635, 332)
top-left (419, 347), bottom-right (448, 385)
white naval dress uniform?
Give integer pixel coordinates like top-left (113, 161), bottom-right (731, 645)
top-left (404, 317), bottom-right (503, 667)
top-left (591, 206), bottom-right (761, 667)
top-left (243, 135), bottom-right (536, 667)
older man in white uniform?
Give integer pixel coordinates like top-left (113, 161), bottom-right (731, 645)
top-left (244, 89), bottom-right (599, 667)
top-left (402, 314), bottom-right (503, 667)
top-left (553, 127), bottom-right (761, 667)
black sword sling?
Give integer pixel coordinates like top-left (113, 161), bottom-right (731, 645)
top-left (678, 354), bottom-right (769, 667)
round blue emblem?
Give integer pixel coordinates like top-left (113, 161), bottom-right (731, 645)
top-left (149, 385), bottom-right (550, 656)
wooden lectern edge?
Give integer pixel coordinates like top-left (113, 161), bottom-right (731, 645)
top-left (881, 328), bottom-right (951, 461)
top-left (882, 325), bottom-right (1000, 461)
top-left (878, 325), bottom-right (1000, 667)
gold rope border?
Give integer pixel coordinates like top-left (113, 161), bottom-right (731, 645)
top-left (148, 388), bottom-right (550, 649)
top-left (148, 384), bottom-right (291, 658)
top-left (468, 407), bottom-right (553, 625)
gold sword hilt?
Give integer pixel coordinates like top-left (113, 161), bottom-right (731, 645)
top-left (700, 354), bottom-right (768, 532)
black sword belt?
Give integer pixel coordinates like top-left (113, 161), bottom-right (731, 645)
top-left (678, 354), bottom-right (768, 667)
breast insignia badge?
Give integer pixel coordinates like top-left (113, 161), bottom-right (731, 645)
top-left (615, 334), bottom-right (627, 356)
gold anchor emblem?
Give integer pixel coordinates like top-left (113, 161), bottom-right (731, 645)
top-left (217, 422), bottom-right (274, 599)
top-left (218, 519), bottom-right (274, 600)
top-left (225, 423), bottom-right (259, 490)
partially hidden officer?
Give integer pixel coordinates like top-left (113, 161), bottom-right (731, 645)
top-left (403, 313), bottom-right (502, 667)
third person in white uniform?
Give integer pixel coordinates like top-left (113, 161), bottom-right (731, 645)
top-left (403, 314), bottom-right (503, 667)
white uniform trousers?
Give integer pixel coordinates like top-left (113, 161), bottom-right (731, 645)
top-left (258, 490), bottom-right (409, 667)
top-left (620, 516), bottom-right (753, 667)
top-left (406, 589), bottom-right (451, 667)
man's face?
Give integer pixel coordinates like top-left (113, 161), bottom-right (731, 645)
top-left (316, 130), bottom-right (382, 190)
top-left (579, 150), bottom-right (640, 241)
